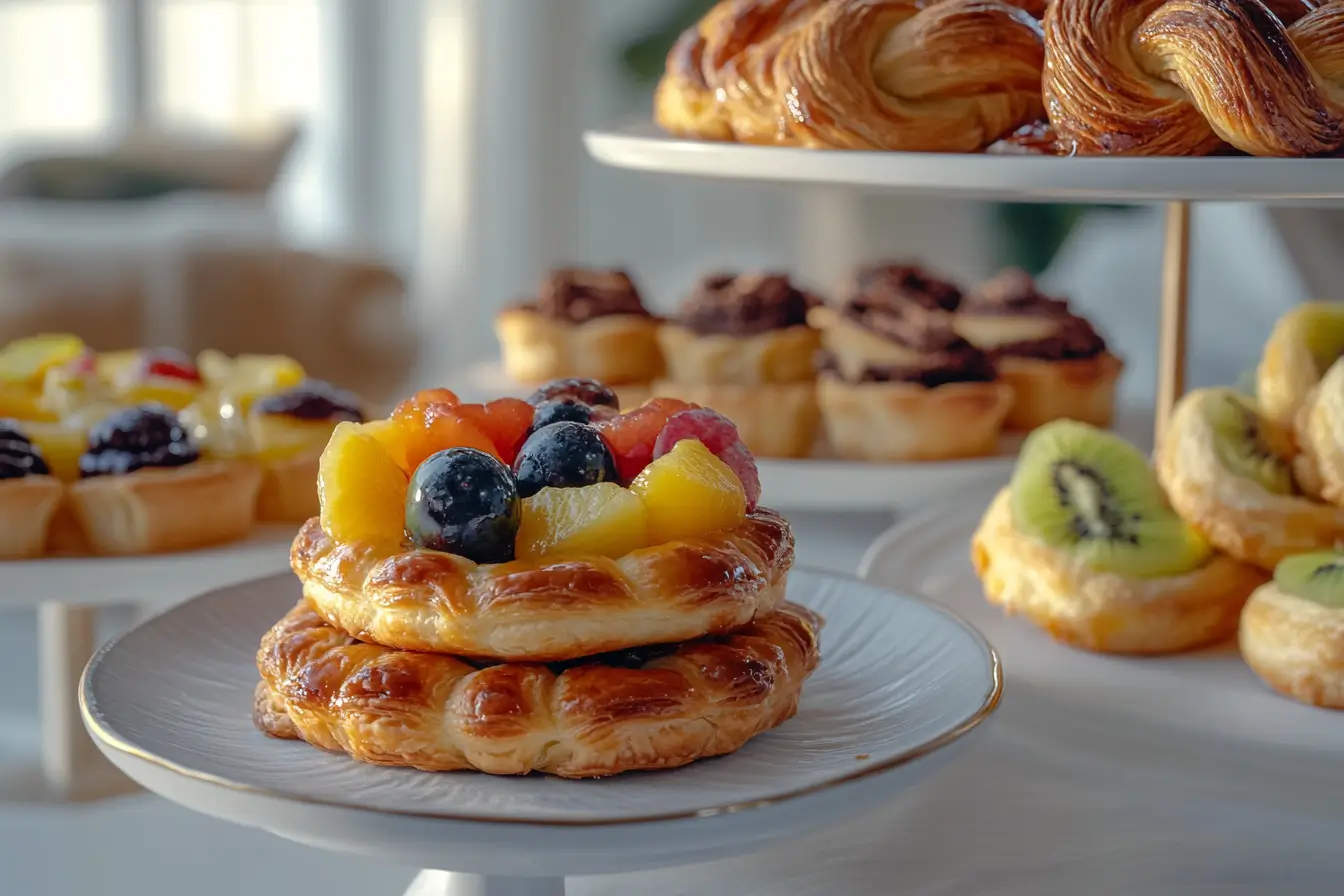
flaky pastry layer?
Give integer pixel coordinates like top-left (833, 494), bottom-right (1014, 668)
top-left (0, 476), bottom-right (64, 559)
top-left (996, 353), bottom-right (1123, 431)
top-left (494, 309), bottom-right (665, 386)
top-left (1258, 300), bottom-right (1344, 428)
top-left (291, 509), bottom-right (794, 662)
top-left (1239, 581), bottom-right (1344, 709)
top-left (255, 600), bottom-right (823, 778)
top-left (972, 488), bottom-right (1267, 655)
top-left (1292, 356), bottom-right (1344, 508)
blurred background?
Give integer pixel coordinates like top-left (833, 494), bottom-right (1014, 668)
top-left (0, 1), bottom-right (1337, 893)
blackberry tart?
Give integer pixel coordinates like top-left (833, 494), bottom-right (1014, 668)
top-left (808, 264), bottom-right (1013, 461)
top-left (653, 272), bottom-right (822, 458)
top-left (0, 420), bottom-right (63, 559)
top-left (65, 405), bottom-right (261, 555)
top-left (493, 268), bottom-right (665, 392)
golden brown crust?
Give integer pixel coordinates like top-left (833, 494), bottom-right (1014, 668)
top-left (291, 509), bottom-right (795, 662)
top-left (1044, 0), bottom-right (1344, 157)
top-left (995, 353), bottom-right (1124, 431)
top-left (816, 370), bottom-right (1013, 461)
top-left (493, 309), bottom-right (665, 386)
top-left (1155, 388), bottom-right (1344, 572)
top-left (0, 476), bottom-right (64, 559)
top-left (255, 600), bottom-right (823, 778)
top-left (1239, 581), bottom-right (1344, 709)
top-left (653, 22), bottom-right (735, 141)
top-left (1258, 300), bottom-right (1344, 428)
top-left (972, 488), bottom-right (1268, 654)
top-left (64, 460), bottom-right (261, 555)
top-left (1292, 355), bottom-right (1344, 507)
top-left (254, 451), bottom-right (321, 523)
top-left (652, 380), bottom-right (820, 459)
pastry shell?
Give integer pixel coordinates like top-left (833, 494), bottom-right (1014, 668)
top-left (1290, 356), bottom-right (1344, 508)
top-left (64, 459), bottom-right (262, 555)
top-left (254, 451), bottom-right (321, 523)
top-left (291, 509), bottom-right (795, 662)
top-left (996, 353), bottom-right (1124, 431)
top-left (493, 309), bottom-right (665, 386)
top-left (0, 476), bottom-right (64, 559)
top-left (652, 380), bottom-right (819, 459)
top-left (972, 488), bottom-right (1267, 655)
top-left (1239, 581), bottom-right (1344, 709)
top-left (816, 371), bottom-right (1013, 462)
top-left (255, 599), bottom-right (822, 778)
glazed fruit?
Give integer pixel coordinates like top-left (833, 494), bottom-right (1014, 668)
top-left (0, 421), bottom-right (50, 480)
top-left (405, 447), bottom-right (521, 563)
top-left (119, 350), bottom-right (203, 410)
top-left (392, 387), bottom-right (460, 418)
top-left (253, 380), bottom-right (363, 422)
top-left (1010, 420), bottom-right (1212, 579)
top-left (319, 421), bottom-right (408, 543)
top-left (449, 399), bottom-right (534, 464)
top-left (531, 398), bottom-right (594, 431)
top-left (516, 482), bottom-right (648, 561)
top-left (25, 422), bottom-right (87, 481)
top-left (630, 438), bottom-right (747, 543)
top-left (512, 421), bottom-right (619, 499)
top-left (527, 378), bottom-right (620, 409)
top-left (137, 348), bottom-right (202, 383)
top-left (395, 402), bottom-right (501, 473)
top-left (596, 397), bottom-right (696, 484)
top-left (1273, 551), bottom-right (1344, 608)
top-left (1201, 390), bottom-right (1296, 495)
top-left (654, 408), bottom-right (761, 511)
top-left (0, 334), bottom-right (85, 386)
top-left (79, 406), bottom-right (200, 477)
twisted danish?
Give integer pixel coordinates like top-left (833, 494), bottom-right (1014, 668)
top-left (1044, 0), bottom-right (1344, 156)
top-left (255, 600), bottom-right (823, 778)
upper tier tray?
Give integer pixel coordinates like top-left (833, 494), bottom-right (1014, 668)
top-left (585, 124), bottom-right (1344, 202)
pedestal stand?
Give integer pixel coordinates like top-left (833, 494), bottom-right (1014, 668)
top-left (1156, 201), bottom-right (1192, 440)
top-left (404, 872), bottom-right (564, 896)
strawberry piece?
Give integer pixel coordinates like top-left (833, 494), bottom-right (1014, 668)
top-left (653, 408), bottom-right (761, 510)
top-left (596, 398), bottom-right (696, 484)
top-left (139, 348), bottom-right (202, 383)
top-left (452, 398), bottom-right (533, 464)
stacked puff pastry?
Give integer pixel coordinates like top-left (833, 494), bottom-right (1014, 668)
top-left (658, 0), bottom-right (1344, 158)
top-left (971, 299), bottom-right (1344, 709)
top-left (256, 377), bottom-right (823, 778)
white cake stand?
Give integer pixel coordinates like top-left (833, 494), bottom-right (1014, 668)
top-left (0, 526), bottom-right (293, 803)
top-left (80, 569), bottom-right (1000, 895)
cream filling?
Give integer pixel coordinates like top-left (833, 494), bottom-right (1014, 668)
top-left (954, 313), bottom-right (1064, 350)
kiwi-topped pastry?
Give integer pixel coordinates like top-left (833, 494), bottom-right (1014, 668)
top-left (0, 420), bottom-right (63, 559)
top-left (1287, 356), bottom-right (1344, 510)
top-left (1155, 388), bottom-right (1344, 573)
top-left (1240, 551), bottom-right (1344, 709)
top-left (972, 420), bottom-right (1267, 655)
top-left (494, 268), bottom-right (665, 395)
top-left (1257, 301), bottom-right (1344, 427)
top-left (652, 272), bottom-right (822, 458)
top-left (956, 268), bottom-right (1123, 430)
top-left (808, 264), bottom-right (1013, 462)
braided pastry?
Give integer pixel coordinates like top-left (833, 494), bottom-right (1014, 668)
top-left (255, 600), bottom-right (823, 778)
top-left (1044, 0), bottom-right (1344, 156)
top-left (290, 508), bottom-right (794, 662)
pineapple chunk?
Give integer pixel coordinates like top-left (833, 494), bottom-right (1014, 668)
top-left (516, 483), bottom-right (648, 561)
top-left (629, 439), bottom-right (746, 544)
top-left (25, 422), bottom-right (88, 482)
top-left (318, 421), bottom-right (409, 543)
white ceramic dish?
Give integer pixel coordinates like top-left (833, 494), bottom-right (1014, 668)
top-left (81, 568), bottom-right (999, 888)
top-left (584, 123), bottom-right (1344, 201)
top-left (859, 496), bottom-right (1344, 815)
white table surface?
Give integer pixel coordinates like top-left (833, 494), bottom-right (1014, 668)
top-left (0, 510), bottom-right (1337, 895)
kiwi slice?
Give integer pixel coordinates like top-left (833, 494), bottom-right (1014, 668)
top-left (1202, 391), bottom-right (1296, 495)
top-left (1273, 552), bottom-right (1344, 608)
top-left (1011, 420), bottom-right (1211, 579)
top-left (1299, 303), bottom-right (1344, 376)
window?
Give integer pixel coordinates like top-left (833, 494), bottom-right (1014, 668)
top-left (0, 1), bottom-right (111, 147)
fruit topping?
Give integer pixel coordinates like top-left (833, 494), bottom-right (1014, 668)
top-left (138, 348), bottom-right (203, 384)
top-left (0, 334), bottom-right (86, 385)
top-left (653, 408), bottom-right (761, 510)
top-left (512, 421), bottom-right (619, 499)
top-left (392, 387), bottom-right (460, 418)
top-left (253, 380), bottom-right (365, 422)
top-left (595, 397), bottom-right (696, 484)
top-left (1200, 390), bottom-right (1296, 495)
top-left (0, 420), bottom-right (50, 480)
top-left (449, 398), bottom-right (534, 465)
top-left (24, 422), bottom-right (87, 482)
top-left (197, 351), bottom-right (306, 390)
top-left (79, 405), bottom-right (201, 477)
top-left (405, 447), bottom-right (521, 563)
top-left (630, 438), bottom-right (747, 543)
top-left (526, 378), bottom-right (619, 409)
top-left (1010, 420), bottom-right (1211, 579)
top-left (1273, 551), bottom-right (1344, 608)
top-left (531, 398), bottom-right (594, 431)
top-left (319, 421), bottom-right (409, 543)
top-left (516, 482), bottom-right (648, 561)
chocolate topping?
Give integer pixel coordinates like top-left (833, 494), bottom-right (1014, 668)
top-left (680, 272), bottom-right (819, 336)
top-left (963, 268), bottom-right (1109, 361)
top-left (527, 269), bottom-right (652, 323)
top-left (816, 350), bottom-right (997, 388)
top-left (254, 380), bottom-right (365, 422)
top-left (848, 263), bottom-right (964, 314)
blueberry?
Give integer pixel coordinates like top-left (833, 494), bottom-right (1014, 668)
top-left (253, 379), bottom-right (364, 422)
top-left (525, 378), bottom-right (619, 409)
top-left (405, 448), bottom-right (520, 563)
top-left (512, 422), bottom-right (618, 499)
top-left (0, 420), bottom-right (49, 481)
top-left (80, 405), bottom-right (199, 478)
top-left (531, 398), bottom-right (593, 432)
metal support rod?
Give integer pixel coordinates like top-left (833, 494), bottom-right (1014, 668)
top-left (1156, 201), bottom-right (1192, 442)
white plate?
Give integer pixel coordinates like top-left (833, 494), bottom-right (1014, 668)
top-left (81, 569), bottom-right (999, 877)
top-left (455, 361), bottom-right (1152, 511)
top-left (585, 123), bottom-right (1344, 201)
top-left (859, 497), bottom-right (1344, 813)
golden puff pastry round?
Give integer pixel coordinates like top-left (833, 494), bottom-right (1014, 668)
top-left (973, 488), bottom-right (1267, 654)
top-left (1044, 1), bottom-right (1344, 156)
top-left (291, 509), bottom-right (794, 663)
top-left (1291, 355), bottom-right (1344, 507)
top-left (255, 600), bottom-right (823, 778)
top-left (1239, 553), bottom-right (1344, 709)
top-left (1155, 387), bottom-right (1344, 573)
top-left (1257, 301), bottom-right (1344, 428)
